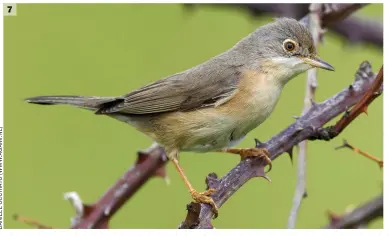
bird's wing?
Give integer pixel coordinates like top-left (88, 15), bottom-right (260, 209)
top-left (96, 63), bottom-right (243, 115)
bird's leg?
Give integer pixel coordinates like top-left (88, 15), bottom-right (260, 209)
top-left (168, 150), bottom-right (218, 218)
top-left (217, 148), bottom-right (272, 172)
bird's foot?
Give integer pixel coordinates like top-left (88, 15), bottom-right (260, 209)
top-left (190, 188), bottom-right (218, 218)
top-left (238, 148), bottom-right (272, 172)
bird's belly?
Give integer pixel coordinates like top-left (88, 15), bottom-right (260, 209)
top-left (182, 134), bottom-right (246, 152)
top-left (180, 90), bottom-right (280, 152)
top-left (179, 107), bottom-right (269, 152)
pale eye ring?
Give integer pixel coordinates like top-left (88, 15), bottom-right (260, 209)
top-left (283, 39), bottom-right (297, 52)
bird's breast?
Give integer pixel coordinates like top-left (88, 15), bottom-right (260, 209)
top-left (219, 69), bottom-right (282, 133)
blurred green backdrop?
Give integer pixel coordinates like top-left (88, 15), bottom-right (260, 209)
top-left (4, 4), bottom-right (383, 229)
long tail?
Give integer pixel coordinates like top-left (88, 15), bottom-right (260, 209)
top-left (25, 95), bottom-right (124, 111)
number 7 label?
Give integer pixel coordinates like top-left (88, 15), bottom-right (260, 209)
top-left (3, 3), bottom-right (17, 16)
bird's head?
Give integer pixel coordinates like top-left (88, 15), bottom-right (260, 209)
top-left (238, 17), bottom-right (334, 84)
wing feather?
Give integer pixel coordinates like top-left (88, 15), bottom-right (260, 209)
top-left (97, 62), bottom-right (243, 115)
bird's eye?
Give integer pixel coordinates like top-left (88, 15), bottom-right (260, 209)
top-left (283, 39), bottom-right (297, 52)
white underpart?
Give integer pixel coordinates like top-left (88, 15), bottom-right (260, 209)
top-left (271, 56), bottom-right (308, 69)
top-left (270, 57), bottom-right (312, 83)
top-left (227, 135), bottom-right (246, 147)
top-left (189, 134), bottom-right (246, 152)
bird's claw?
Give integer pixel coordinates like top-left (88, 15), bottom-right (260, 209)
top-left (190, 189), bottom-right (218, 218)
top-left (240, 148), bottom-right (272, 173)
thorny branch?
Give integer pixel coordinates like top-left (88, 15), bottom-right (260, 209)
top-left (13, 214), bottom-right (53, 229)
top-left (70, 144), bottom-right (168, 229)
top-left (320, 4), bottom-right (367, 28)
top-left (16, 145), bottom-right (169, 229)
top-left (331, 67), bottom-right (383, 135)
top-left (330, 15), bottom-right (383, 48)
top-left (185, 3), bottom-right (382, 49)
top-left (180, 60), bottom-right (380, 228)
top-left (308, 65), bottom-right (382, 143)
top-left (324, 194), bottom-right (383, 229)
top-left (287, 3), bottom-right (321, 229)
top-left (335, 139), bottom-right (383, 168)
top-left (57, 144), bottom-right (167, 229)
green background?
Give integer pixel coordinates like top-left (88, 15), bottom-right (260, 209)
top-left (4, 4), bottom-right (383, 229)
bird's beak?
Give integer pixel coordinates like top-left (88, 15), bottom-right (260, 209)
top-left (302, 56), bottom-right (335, 71)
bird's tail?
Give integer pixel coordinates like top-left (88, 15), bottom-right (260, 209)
top-left (25, 95), bottom-right (124, 111)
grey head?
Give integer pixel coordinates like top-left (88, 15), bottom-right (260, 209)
top-left (231, 18), bottom-right (334, 83)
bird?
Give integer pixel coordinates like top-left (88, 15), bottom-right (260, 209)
top-left (25, 17), bottom-right (334, 218)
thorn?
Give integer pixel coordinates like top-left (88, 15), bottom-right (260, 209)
top-left (362, 106), bottom-right (368, 115)
top-left (292, 115), bottom-right (300, 119)
top-left (334, 139), bottom-right (351, 150)
top-left (286, 147), bottom-right (294, 164)
top-left (291, 127), bottom-right (305, 138)
top-left (293, 127), bottom-right (304, 136)
top-left (205, 172), bottom-right (220, 190)
top-left (253, 163), bottom-right (271, 182)
top-left (348, 84), bottom-right (354, 91)
top-left (254, 138), bottom-right (262, 147)
top-left (207, 172), bottom-right (218, 178)
top-left (261, 175), bottom-right (272, 183)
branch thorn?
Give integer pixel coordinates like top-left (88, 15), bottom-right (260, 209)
top-left (254, 138), bottom-right (263, 147)
top-left (261, 174), bottom-right (272, 183)
top-left (205, 172), bottom-right (220, 190)
top-left (334, 139), bottom-right (352, 150)
top-left (286, 147), bottom-right (294, 164)
top-left (362, 106), bottom-right (368, 115)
